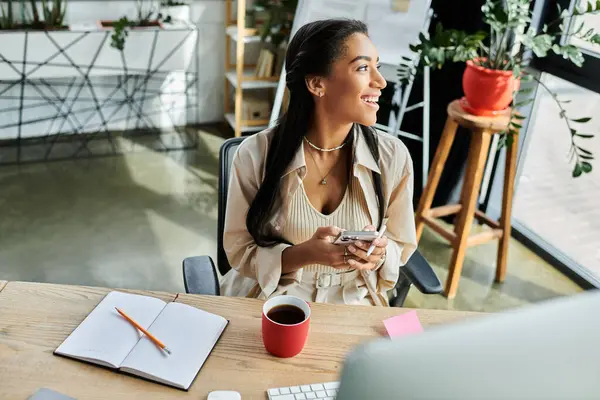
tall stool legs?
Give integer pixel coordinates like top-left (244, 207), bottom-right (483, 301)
top-left (415, 100), bottom-right (518, 299)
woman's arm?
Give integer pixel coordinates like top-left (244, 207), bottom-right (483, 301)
top-left (281, 243), bottom-right (312, 274)
top-left (376, 150), bottom-right (418, 293)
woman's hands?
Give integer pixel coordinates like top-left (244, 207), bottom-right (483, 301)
top-left (345, 225), bottom-right (388, 270)
top-left (282, 226), bottom-right (347, 274)
top-left (303, 225), bottom-right (387, 271)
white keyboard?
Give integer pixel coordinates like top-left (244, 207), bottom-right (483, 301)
top-left (267, 381), bottom-right (340, 400)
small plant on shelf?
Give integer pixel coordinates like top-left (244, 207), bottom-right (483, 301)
top-left (0, 0), bottom-right (68, 31)
top-left (39, 0), bottom-right (68, 29)
top-left (107, 0), bottom-right (173, 51)
top-left (398, 0), bottom-right (600, 177)
top-left (0, 0), bottom-right (14, 30)
top-left (251, 0), bottom-right (298, 48)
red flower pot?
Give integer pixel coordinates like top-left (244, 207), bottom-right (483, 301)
top-left (461, 59), bottom-right (520, 116)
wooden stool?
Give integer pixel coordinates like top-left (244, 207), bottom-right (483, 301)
top-left (415, 99), bottom-right (519, 299)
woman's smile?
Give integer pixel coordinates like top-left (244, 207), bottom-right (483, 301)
top-left (360, 94), bottom-right (380, 110)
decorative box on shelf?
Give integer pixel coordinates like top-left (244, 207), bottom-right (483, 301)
top-left (242, 92), bottom-right (271, 122)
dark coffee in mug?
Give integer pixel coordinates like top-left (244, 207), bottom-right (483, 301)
top-left (267, 304), bottom-right (306, 325)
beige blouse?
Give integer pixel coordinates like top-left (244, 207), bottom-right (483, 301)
top-left (221, 124), bottom-right (418, 302)
top-left (284, 176), bottom-right (370, 275)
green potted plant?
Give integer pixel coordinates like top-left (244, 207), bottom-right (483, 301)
top-left (0, 0), bottom-right (14, 30)
top-left (399, 0), bottom-right (599, 177)
top-left (0, 0), bottom-right (68, 30)
top-left (100, 0), bottom-right (173, 51)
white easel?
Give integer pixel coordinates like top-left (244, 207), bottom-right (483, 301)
top-left (270, 0), bottom-right (433, 189)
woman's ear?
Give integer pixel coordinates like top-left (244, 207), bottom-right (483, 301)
top-left (305, 75), bottom-right (326, 98)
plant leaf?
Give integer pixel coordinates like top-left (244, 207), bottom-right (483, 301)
top-left (518, 88), bottom-right (534, 95)
top-left (553, 45), bottom-right (585, 67)
top-left (571, 117), bottom-right (592, 123)
top-left (520, 74), bottom-right (534, 82)
top-left (580, 154), bottom-right (595, 160)
top-left (577, 146), bottom-right (593, 155)
top-left (515, 98), bottom-right (534, 107)
top-left (581, 161), bottom-right (593, 173)
top-left (528, 34), bottom-right (553, 57)
top-left (573, 163), bottom-right (583, 177)
top-left (575, 133), bottom-right (595, 138)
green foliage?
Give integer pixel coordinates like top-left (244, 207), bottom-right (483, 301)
top-left (109, 0), bottom-right (174, 51)
top-left (135, 0), bottom-right (157, 24)
top-left (251, 0), bottom-right (298, 48)
top-left (0, 0), bottom-right (13, 29)
top-left (399, 0), bottom-right (599, 177)
top-left (110, 17), bottom-right (130, 51)
top-left (0, 0), bottom-right (67, 29)
top-left (40, 0), bottom-right (67, 27)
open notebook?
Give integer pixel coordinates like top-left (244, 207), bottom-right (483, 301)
top-left (54, 291), bottom-right (228, 390)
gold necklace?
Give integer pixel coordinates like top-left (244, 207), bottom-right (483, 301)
top-left (303, 136), bottom-right (347, 152)
top-left (306, 145), bottom-right (344, 185)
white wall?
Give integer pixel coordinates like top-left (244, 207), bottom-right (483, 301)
top-left (0, 0), bottom-right (226, 140)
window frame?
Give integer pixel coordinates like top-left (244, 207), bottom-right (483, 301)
top-left (483, 0), bottom-right (600, 289)
top-left (532, 0), bottom-right (600, 95)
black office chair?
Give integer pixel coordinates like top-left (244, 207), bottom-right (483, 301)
top-left (182, 137), bottom-right (443, 306)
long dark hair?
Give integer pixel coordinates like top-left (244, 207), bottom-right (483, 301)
top-left (246, 19), bottom-right (385, 247)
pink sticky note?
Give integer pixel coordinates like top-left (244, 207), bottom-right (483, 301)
top-left (383, 310), bottom-right (424, 338)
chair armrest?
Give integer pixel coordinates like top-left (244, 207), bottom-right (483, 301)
top-left (400, 250), bottom-right (442, 294)
top-left (182, 256), bottom-right (221, 296)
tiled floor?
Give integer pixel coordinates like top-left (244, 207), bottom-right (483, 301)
top-left (0, 129), bottom-right (582, 312)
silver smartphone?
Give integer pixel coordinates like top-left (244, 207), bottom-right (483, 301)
top-left (333, 230), bottom-right (379, 245)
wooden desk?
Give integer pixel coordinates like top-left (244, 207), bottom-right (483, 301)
top-left (0, 280), bottom-right (7, 293)
top-left (0, 281), bottom-right (479, 399)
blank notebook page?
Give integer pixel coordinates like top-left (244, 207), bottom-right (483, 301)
top-left (55, 291), bottom-right (167, 368)
top-left (119, 301), bottom-right (228, 389)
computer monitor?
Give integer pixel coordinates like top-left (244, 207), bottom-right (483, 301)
top-left (336, 290), bottom-right (600, 400)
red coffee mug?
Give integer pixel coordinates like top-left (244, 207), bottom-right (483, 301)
top-left (262, 295), bottom-right (311, 358)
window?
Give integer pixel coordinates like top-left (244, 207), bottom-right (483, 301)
top-left (512, 73), bottom-right (600, 284)
top-left (568, 0), bottom-right (600, 55)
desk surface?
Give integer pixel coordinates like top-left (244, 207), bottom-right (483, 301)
top-left (0, 281), bottom-right (479, 399)
top-left (0, 280), bottom-right (6, 293)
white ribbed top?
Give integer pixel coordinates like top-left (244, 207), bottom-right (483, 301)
top-left (282, 177), bottom-right (372, 274)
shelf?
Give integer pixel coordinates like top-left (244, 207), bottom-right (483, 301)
top-left (225, 70), bottom-right (280, 89)
top-left (225, 113), bottom-right (269, 133)
top-left (226, 25), bottom-right (262, 43)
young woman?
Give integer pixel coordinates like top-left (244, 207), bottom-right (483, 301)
top-left (220, 19), bottom-right (417, 306)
